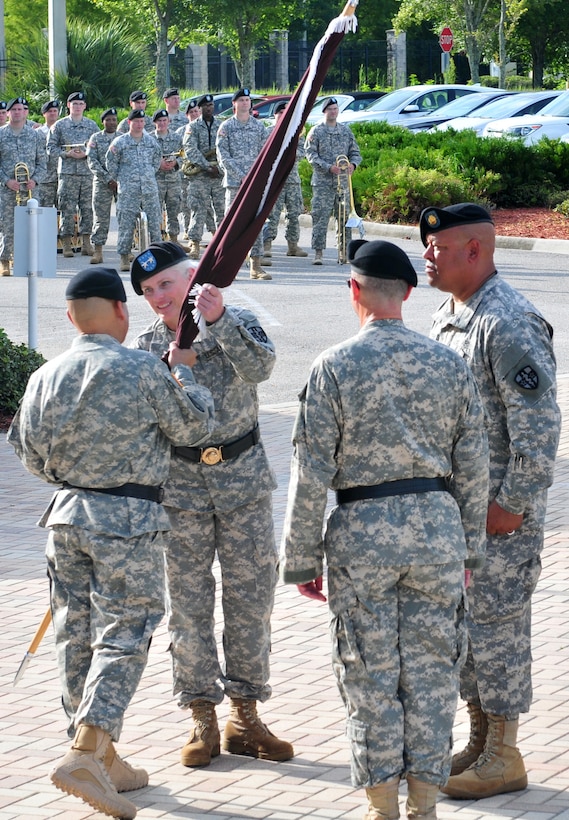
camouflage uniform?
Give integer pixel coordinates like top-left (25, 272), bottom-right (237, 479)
top-left (37, 122), bottom-right (58, 208)
top-left (168, 111), bottom-right (189, 132)
top-left (131, 307), bottom-right (278, 708)
top-left (305, 121), bottom-right (361, 251)
top-left (7, 333), bottom-right (214, 740)
top-left (216, 115), bottom-right (269, 256)
top-left (431, 274), bottom-right (561, 717)
top-left (87, 129), bottom-right (116, 247)
top-left (183, 116), bottom-right (225, 242)
top-left (154, 128), bottom-right (183, 236)
top-left (116, 113), bottom-right (154, 135)
top-left (105, 131), bottom-right (162, 256)
top-left (47, 115), bottom-right (99, 236)
top-left (0, 123), bottom-right (46, 260)
top-left (265, 134), bottom-right (305, 245)
top-left (280, 319), bottom-right (489, 787)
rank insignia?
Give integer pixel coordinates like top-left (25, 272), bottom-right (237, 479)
top-left (515, 365), bottom-right (539, 390)
top-left (138, 250), bottom-right (157, 271)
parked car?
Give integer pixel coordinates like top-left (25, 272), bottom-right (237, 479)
top-left (483, 90), bottom-right (569, 144)
top-left (433, 90), bottom-right (563, 136)
top-left (305, 91), bottom-right (386, 125)
top-left (251, 95), bottom-right (292, 119)
top-left (393, 90), bottom-right (515, 132)
top-left (337, 84), bottom-right (490, 125)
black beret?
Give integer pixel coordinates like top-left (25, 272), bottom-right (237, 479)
top-left (0, 101), bottom-right (6, 110)
top-left (274, 101), bottom-right (287, 116)
top-left (131, 241), bottom-right (188, 295)
top-left (66, 267), bottom-right (127, 302)
top-left (101, 107), bottom-right (117, 121)
top-left (348, 239), bottom-right (418, 287)
top-left (163, 88), bottom-right (179, 99)
top-left (67, 91), bottom-right (86, 103)
top-left (41, 100), bottom-right (59, 114)
top-left (7, 97), bottom-right (28, 110)
top-left (128, 108), bottom-right (146, 121)
top-left (321, 96), bottom-right (338, 112)
top-left (232, 88), bottom-right (251, 102)
top-left (129, 90), bottom-right (147, 102)
top-left (185, 100), bottom-right (198, 113)
top-left (197, 94), bottom-right (214, 107)
top-left (152, 108), bottom-right (169, 122)
top-left (419, 203), bottom-right (494, 246)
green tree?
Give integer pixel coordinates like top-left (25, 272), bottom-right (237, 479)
top-left (512, 0), bottom-right (569, 86)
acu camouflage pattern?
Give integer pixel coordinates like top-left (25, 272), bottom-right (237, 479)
top-left (431, 273), bottom-right (561, 717)
top-left (154, 129), bottom-right (183, 235)
top-left (168, 110), bottom-right (188, 132)
top-left (280, 319), bottom-right (489, 787)
top-left (0, 124), bottom-right (47, 260)
top-left (105, 131), bottom-right (163, 255)
top-left (7, 333), bottom-right (214, 740)
top-left (265, 134), bottom-right (305, 244)
top-left (131, 307), bottom-right (279, 706)
top-left (87, 129), bottom-right (117, 246)
top-left (305, 121), bottom-right (362, 250)
top-left (47, 115), bottom-right (99, 237)
top-left (183, 117), bottom-right (225, 241)
top-left (37, 122), bottom-right (58, 208)
top-left (116, 113), bottom-right (154, 135)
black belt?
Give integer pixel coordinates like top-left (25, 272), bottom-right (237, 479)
top-left (62, 482), bottom-right (164, 503)
top-left (336, 477), bottom-right (448, 505)
top-left (173, 426), bottom-right (260, 466)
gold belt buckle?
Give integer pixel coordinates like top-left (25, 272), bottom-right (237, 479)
top-left (200, 446), bottom-right (223, 465)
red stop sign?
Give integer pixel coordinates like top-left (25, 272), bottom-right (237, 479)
top-left (439, 27), bottom-right (453, 53)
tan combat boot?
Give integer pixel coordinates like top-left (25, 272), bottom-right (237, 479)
top-left (188, 240), bottom-right (201, 260)
top-left (90, 245), bottom-right (104, 264)
top-left (223, 698), bottom-right (293, 760)
top-left (406, 776), bottom-right (438, 818)
top-left (0, 260), bottom-right (11, 276)
top-left (168, 233), bottom-right (190, 251)
top-left (249, 256), bottom-right (272, 280)
top-left (263, 239), bottom-right (272, 257)
top-left (120, 254), bottom-right (131, 272)
top-left (440, 714), bottom-right (527, 799)
top-left (364, 777), bottom-right (400, 819)
top-left (180, 700), bottom-right (220, 767)
top-left (287, 241), bottom-right (308, 257)
top-left (81, 235), bottom-right (94, 256)
top-left (50, 724), bottom-right (137, 819)
top-left (450, 703), bottom-right (488, 775)
top-left (103, 740), bottom-right (148, 792)
top-left (312, 249), bottom-right (323, 265)
top-left (61, 236), bottom-right (74, 258)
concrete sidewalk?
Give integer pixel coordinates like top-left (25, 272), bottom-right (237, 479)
top-left (1, 376), bottom-right (568, 820)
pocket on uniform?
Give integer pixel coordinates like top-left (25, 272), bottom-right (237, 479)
top-left (346, 717), bottom-right (370, 787)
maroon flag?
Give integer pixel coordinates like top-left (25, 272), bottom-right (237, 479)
top-left (176, 0), bottom-right (359, 348)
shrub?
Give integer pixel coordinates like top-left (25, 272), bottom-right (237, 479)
top-left (0, 329), bottom-right (46, 414)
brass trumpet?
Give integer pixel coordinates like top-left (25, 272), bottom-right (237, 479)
top-left (14, 161), bottom-right (31, 206)
top-left (63, 142), bottom-right (88, 153)
top-left (182, 148), bottom-right (219, 177)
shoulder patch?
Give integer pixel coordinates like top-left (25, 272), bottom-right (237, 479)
top-left (514, 365), bottom-right (539, 390)
top-left (249, 326), bottom-right (268, 344)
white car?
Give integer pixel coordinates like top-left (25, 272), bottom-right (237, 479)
top-left (434, 90), bottom-right (562, 136)
top-left (336, 84), bottom-right (489, 125)
top-left (483, 90), bottom-right (569, 144)
top-left (305, 92), bottom-right (384, 126)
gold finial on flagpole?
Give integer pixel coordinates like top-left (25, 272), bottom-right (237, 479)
top-left (341, 0), bottom-right (359, 16)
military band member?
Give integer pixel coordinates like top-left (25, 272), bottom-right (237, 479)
top-left (37, 100), bottom-right (60, 209)
top-left (183, 94), bottom-right (225, 260)
top-left (177, 99), bottom-right (201, 242)
top-left (47, 91), bottom-right (99, 258)
top-left (106, 109), bottom-right (162, 272)
top-left (280, 239), bottom-right (489, 820)
top-left (116, 90), bottom-right (154, 135)
top-left (305, 96), bottom-right (362, 265)
top-left (163, 87), bottom-right (188, 132)
top-left (0, 100), bottom-right (7, 126)
top-left (0, 96), bottom-right (47, 275)
top-left (263, 101), bottom-right (307, 259)
top-left (216, 88), bottom-right (271, 280)
top-left (87, 108), bottom-right (119, 265)
top-left (153, 108), bottom-right (185, 246)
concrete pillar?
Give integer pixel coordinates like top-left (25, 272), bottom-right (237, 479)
top-left (49, 0), bottom-right (67, 97)
top-left (386, 29), bottom-right (407, 89)
top-left (185, 44), bottom-right (208, 91)
top-left (269, 30), bottom-right (289, 91)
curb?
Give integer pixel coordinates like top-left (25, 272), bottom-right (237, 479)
top-left (298, 215), bottom-right (569, 254)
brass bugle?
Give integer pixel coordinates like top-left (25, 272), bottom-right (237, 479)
top-left (14, 161), bottom-right (31, 206)
top-left (63, 142), bottom-right (88, 151)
